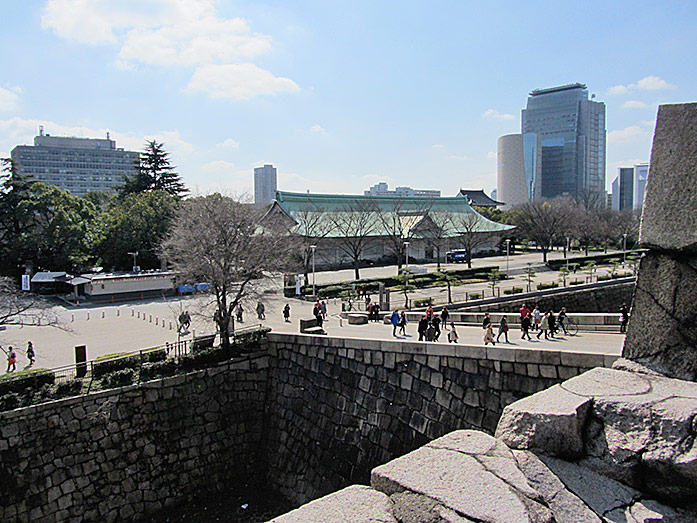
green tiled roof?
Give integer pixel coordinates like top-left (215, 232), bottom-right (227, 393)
top-left (273, 191), bottom-right (515, 238)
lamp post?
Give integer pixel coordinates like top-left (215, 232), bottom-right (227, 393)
top-left (505, 239), bottom-right (510, 277)
top-left (127, 251), bottom-right (139, 272)
top-left (403, 241), bottom-right (410, 271)
top-left (622, 233), bottom-right (628, 266)
top-left (310, 245), bottom-right (317, 297)
top-left (566, 237), bottom-right (570, 271)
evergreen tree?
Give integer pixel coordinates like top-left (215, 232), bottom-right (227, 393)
top-left (121, 140), bottom-right (187, 198)
top-left (0, 159), bottom-right (36, 275)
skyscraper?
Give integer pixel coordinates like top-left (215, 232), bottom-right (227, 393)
top-left (521, 83), bottom-right (606, 205)
top-left (611, 163), bottom-right (649, 211)
top-left (11, 128), bottom-right (139, 196)
top-left (254, 164), bottom-right (277, 207)
top-left (496, 133), bottom-right (541, 209)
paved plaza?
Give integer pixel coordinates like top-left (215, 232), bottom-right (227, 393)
top-left (0, 251), bottom-right (628, 372)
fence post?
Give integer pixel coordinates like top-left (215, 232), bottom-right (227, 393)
top-left (102, 311), bottom-right (105, 319)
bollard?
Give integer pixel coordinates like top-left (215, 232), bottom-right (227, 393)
top-left (149, 315), bottom-right (152, 323)
top-left (117, 309), bottom-right (120, 317)
top-left (137, 311), bottom-right (140, 318)
top-left (102, 311), bottom-right (105, 318)
top-left (169, 321), bottom-right (172, 330)
top-left (155, 317), bottom-right (158, 325)
top-left (162, 322), bottom-right (165, 329)
top-left (87, 312), bottom-right (90, 320)
top-left (71, 314), bottom-right (74, 322)
top-left (132, 309), bottom-right (134, 317)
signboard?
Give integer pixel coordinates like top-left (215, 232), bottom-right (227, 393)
top-left (21, 274), bottom-right (30, 291)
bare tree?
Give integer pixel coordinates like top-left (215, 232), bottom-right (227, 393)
top-left (0, 277), bottom-right (64, 329)
top-left (291, 207), bottom-right (335, 282)
top-left (450, 212), bottom-right (495, 268)
top-left (329, 201), bottom-right (379, 280)
top-left (511, 198), bottom-right (574, 263)
top-left (161, 194), bottom-right (291, 350)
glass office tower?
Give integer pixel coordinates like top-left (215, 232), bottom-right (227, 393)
top-left (522, 83), bottom-right (606, 205)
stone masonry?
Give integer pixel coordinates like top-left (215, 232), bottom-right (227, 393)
top-left (623, 103), bottom-right (697, 380)
top-left (0, 355), bottom-right (270, 523)
top-left (264, 333), bottom-right (616, 506)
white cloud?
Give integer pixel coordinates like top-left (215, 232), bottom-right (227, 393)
top-left (185, 63), bottom-right (300, 100)
top-left (607, 85), bottom-right (629, 96)
top-left (448, 154), bottom-right (468, 161)
top-left (431, 144), bottom-right (444, 149)
top-left (622, 100), bottom-right (648, 109)
top-left (640, 120), bottom-right (655, 127)
top-left (310, 124), bottom-right (326, 134)
top-left (41, 0), bottom-right (299, 101)
top-left (487, 151), bottom-right (496, 159)
top-left (482, 109), bottom-right (515, 121)
top-left (608, 125), bottom-right (649, 144)
top-left (607, 76), bottom-right (675, 96)
top-left (629, 76), bottom-right (675, 91)
top-left (0, 86), bottom-right (21, 111)
top-left (200, 160), bottom-right (235, 172)
top-left (217, 138), bottom-right (240, 148)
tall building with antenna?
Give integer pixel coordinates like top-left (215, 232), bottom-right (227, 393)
top-left (521, 83), bottom-right (606, 205)
top-left (10, 126), bottom-right (139, 196)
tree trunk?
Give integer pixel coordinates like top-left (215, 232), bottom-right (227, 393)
top-left (542, 249), bottom-right (548, 263)
top-left (466, 249), bottom-right (472, 269)
top-left (436, 246), bottom-right (441, 270)
top-left (447, 280), bottom-right (452, 304)
top-left (354, 260), bottom-right (360, 280)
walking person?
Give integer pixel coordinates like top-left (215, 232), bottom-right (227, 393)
top-left (26, 341), bottom-right (35, 365)
top-left (398, 311), bottom-right (407, 336)
top-left (418, 315), bottom-right (428, 342)
top-left (532, 306), bottom-right (541, 331)
top-left (440, 307), bottom-right (449, 326)
top-left (256, 301), bottom-right (265, 320)
top-left (482, 312), bottom-right (492, 330)
top-left (390, 310), bottom-right (400, 337)
top-left (547, 310), bottom-right (556, 338)
top-left (519, 303), bottom-right (530, 322)
top-left (320, 301), bottom-right (328, 321)
top-left (619, 303), bottom-right (629, 333)
top-left (448, 323), bottom-right (459, 343)
top-left (483, 323), bottom-right (496, 345)
top-left (283, 304), bottom-right (291, 323)
top-left (536, 313), bottom-right (550, 340)
top-left (432, 315), bottom-right (442, 342)
top-left (236, 305), bottom-right (244, 323)
top-left (6, 347), bottom-right (17, 373)
top-left (497, 316), bottom-right (509, 343)
top-left (521, 312), bottom-right (532, 340)
top-left (558, 307), bottom-right (568, 335)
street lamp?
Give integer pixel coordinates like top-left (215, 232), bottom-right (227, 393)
top-left (127, 251), bottom-right (139, 272)
top-left (310, 245), bottom-right (317, 297)
top-left (622, 233), bottom-right (628, 266)
top-left (566, 237), bottom-right (570, 272)
top-left (505, 239), bottom-right (511, 277)
top-left (403, 241), bottom-right (410, 271)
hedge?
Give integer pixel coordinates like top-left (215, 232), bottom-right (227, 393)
top-left (0, 369), bottom-right (55, 395)
top-left (413, 298), bottom-right (433, 307)
top-left (537, 282), bottom-right (559, 290)
top-left (503, 287), bottom-right (524, 295)
top-left (468, 292), bottom-right (483, 300)
top-left (570, 279), bottom-right (584, 286)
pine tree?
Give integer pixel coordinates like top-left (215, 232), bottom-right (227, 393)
top-left (121, 140), bottom-right (187, 198)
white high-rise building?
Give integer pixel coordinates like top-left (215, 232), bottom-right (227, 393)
top-left (254, 164), bottom-right (277, 207)
top-left (11, 128), bottom-right (139, 196)
top-left (496, 133), bottom-right (541, 209)
top-left (611, 163), bottom-right (649, 211)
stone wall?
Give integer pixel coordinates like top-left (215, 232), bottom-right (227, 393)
top-left (263, 333), bottom-right (617, 505)
top-left (454, 278), bottom-right (635, 314)
top-left (0, 354), bottom-right (270, 523)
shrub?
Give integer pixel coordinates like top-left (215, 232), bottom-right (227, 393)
top-left (413, 298), bottom-right (433, 307)
top-left (597, 275), bottom-right (611, 281)
top-left (468, 292), bottom-right (482, 300)
top-left (503, 287), bottom-right (524, 295)
top-left (0, 369), bottom-right (55, 396)
top-left (54, 379), bottom-right (83, 398)
top-left (570, 279), bottom-right (584, 285)
top-left (0, 392), bottom-right (20, 412)
top-left (613, 272), bottom-right (633, 278)
top-left (140, 360), bottom-right (178, 381)
top-left (537, 282), bottom-right (559, 290)
top-left (101, 368), bottom-right (135, 388)
top-left (92, 352), bottom-right (138, 378)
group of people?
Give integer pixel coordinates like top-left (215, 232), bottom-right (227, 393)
top-left (517, 304), bottom-right (569, 340)
top-left (312, 300), bottom-right (328, 326)
top-left (3, 341), bottom-right (35, 373)
top-left (482, 312), bottom-right (509, 345)
top-left (416, 306), bottom-right (459, 343)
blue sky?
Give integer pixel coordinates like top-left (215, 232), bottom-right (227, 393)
top-left (1, 1), bottom-right (695, 196)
